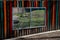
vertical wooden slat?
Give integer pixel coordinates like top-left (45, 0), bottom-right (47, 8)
top-left (45, 0), bottom-right (48, 31)
top-left (14, 0), bottom-right (17, 7)
top-left (50, 0), bottom-right (53, 30)
top-left (52, 1), bottom-right (56, 30)
top-left (36, 0), bottom-right (38, 7)
top-left (6, 1), bottom-right (10, 38)
top-left (50, 0), bottom-right (54, 30)
top-left (28, 29), bottom-right (30, 35)
top-left (31, 0), bottom-right (33, 7)
top-left (48, 0), bottom-right (51, 31)
top-left (22, 0), bottom-right (24, 7)
top-left (19, 1), bottom-right (22, 7)
top-left (29, 0), bottom-right (31, 7)
top-left (34, 0), bottom-right (38, 7)
top-left (52, 3), bottom-right (55, 28)
top-left (56, 0), bottom-right (58, 29)
top-left (27, 1), bottom-right (29, 7)
top-left (4, 0), bottom-right (7, 38)
top-left (22, 29), bottom-right (24, 36)
top-left (26, 29), bottom-right (28, 35)
top-left (58, 0), bottom-right (60, 29)
top-left (14, 30), bottom-right (17, 37)
top-left (40, 0), bottom-right (42, 7)
top-left (9, 0), bottom-right (12, 37)
top-left (24, 29), bottom-right (26, 35)
top-left (0, 1), bottom-right (4, 39)
top-left (42, 0), bottom-right (48, 32)
top-left (19, 30), bottom-right (21, 36)
top-left (19, 30), bottom-right (22, 36)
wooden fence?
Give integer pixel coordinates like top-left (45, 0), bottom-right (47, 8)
top-left (1, 0), bottom-right (60, 39)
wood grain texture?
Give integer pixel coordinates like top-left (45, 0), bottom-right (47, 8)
top-left (4, 0), bottom-right (7, 38)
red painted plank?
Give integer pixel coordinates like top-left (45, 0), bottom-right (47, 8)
top-left (9, 1), bottom-right (12, 36)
